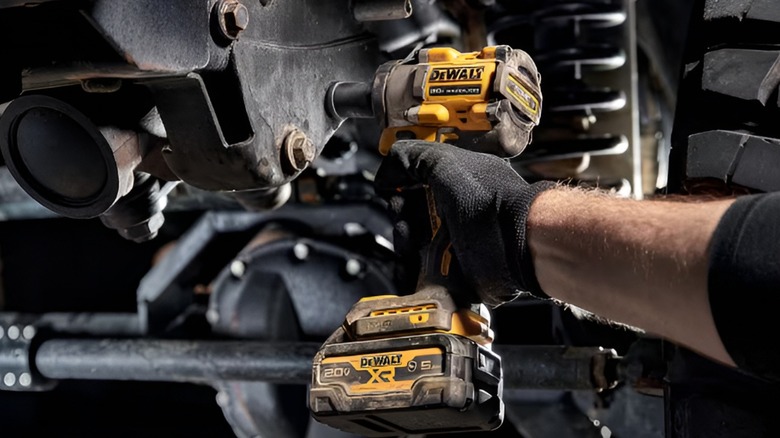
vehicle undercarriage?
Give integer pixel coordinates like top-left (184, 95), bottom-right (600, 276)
top-left (1, 0), bottom-right (778, 436)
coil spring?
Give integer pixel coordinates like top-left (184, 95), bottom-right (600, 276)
top-left (489, 0), bottom-right (630, 165)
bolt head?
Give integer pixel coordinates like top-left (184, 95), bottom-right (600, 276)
top-left (218, 0), bottom-right (249, 40)
top-left (22, 325), bottom-right (36, 340)
top-left (226, 3), bottom-right (250, 30)
top-left (120, 212), bottom-right (165, 243)
top-left (3, 373), bottom-right (16, 387)
top-left (283, 129), bottom-right (315, 174)
top-left (19, 373), bottom-right (32, 387)
top-left (7, 325), bottom-right (19, 340)
top-left (293, 243), bottom-right (309, 261)
top-left (216, 391), bottom-right (230, 407)
top-left (345, 259), bottom-right (362, 277)
top-left (230, 260), bottom-right (246, 278)
top-left (206, 308), bottom-right (220, 325)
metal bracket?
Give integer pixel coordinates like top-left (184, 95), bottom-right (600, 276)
top-left (0, 314), bottom-right (54, 392)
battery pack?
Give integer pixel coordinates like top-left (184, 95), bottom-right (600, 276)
top-left (310, 333), bottom-right (503, 437)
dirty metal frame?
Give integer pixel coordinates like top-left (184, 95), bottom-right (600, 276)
top-left (131, 0), bottom-right (378, 191)
top-left (137, 204), bottom-right (396, 334)
top-left (2, 0), bottom-right (380, 193)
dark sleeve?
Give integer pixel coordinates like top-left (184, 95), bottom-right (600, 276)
top-left (709, 193), bottom-right (780, 381)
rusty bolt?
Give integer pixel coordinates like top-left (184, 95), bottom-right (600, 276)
top-left (283, 129), bottom-right (315, 174)
top-left (217, 0), bottom-right (249, 40)
top-left (119, 212), bottom-right (165, 243)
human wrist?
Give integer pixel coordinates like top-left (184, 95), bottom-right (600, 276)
top-left (506, 180), bottom-right (557, 299)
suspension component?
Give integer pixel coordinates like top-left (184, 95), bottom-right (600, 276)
top-left (490, 0), bottom-right (636, 187)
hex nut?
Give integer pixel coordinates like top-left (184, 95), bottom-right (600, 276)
top-left (283, 129), bottom-right (315, 174)
top-left (119, 212), bottom-right (165, 243)
top-left (226, 3), bottom-right (250, 30)
top-left (217, 0), bottom-right (249, 40)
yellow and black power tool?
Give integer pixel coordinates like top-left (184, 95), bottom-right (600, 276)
top-left (310, 45), bottom-right (542, 436)
top-left (325, 45), bottom-right (542, 157)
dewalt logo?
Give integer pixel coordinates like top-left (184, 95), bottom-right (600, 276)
top-left (360, 354), bottom-right (402, 368)
top-left (360, 354), bottom-right (402, 383)
top-left (429, 66), bottom-right (484, 82)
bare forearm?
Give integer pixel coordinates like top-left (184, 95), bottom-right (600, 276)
top-left (527, 188), bottom-right (736, 366)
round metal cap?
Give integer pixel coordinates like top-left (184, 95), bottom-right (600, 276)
top-left (0, 95), bottom-right (121, 218)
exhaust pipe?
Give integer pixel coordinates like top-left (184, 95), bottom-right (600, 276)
top-left (0, 95), bottom-right (143, 219)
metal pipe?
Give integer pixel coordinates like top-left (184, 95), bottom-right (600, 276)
top-left (495, 345), bottom-right (619, 391)
top-left (36, 339), bottom-right (320, 385)
top-left (34, 339), bottom-right (619, 391)
top-left (326, 82), bottom-right (375, 120)
top-left (36, 313), bottom-right (142, 336)
top-left (354, 0), bottom-right (413, 22)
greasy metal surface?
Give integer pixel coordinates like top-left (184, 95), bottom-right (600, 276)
top-left (141, 0), bottom-right (379, 192)
top-left (230, 185), bottom-right (292, 211)
top-left (137, 205), bottom-right (394, 334)
top-left (354, 0), bottom-right (413, 21)
top-left (225, 0), bottom-right (378, 189)
top-left (21, 65), bottom-right (181, 92)
top-left (36, 340), bottom-right (321, 384)
top-left (144, 74), bottom-right (278, 191)
top-left (210, 237), bottom-right (394, 339)
top-left (208, 220), bottom-right (393, 438)
top-left (209, 226), bottom-right (308, 438)
top-left (88, 0), bottom-right (214, 72)
top-left (3, 0), bottom-right (379, 195)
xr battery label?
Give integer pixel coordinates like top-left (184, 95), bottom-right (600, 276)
top-left (319, 348), bottom-right (444, 394)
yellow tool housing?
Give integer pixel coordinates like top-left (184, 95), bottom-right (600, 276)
top-left (373, 45), bottom-right (542, 155)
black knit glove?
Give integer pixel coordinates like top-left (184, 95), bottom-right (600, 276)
top-left (375, 140), bottom-right (555, 308)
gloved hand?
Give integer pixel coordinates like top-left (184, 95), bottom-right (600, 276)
top-left (375, 140), bottom-right (555, 307)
